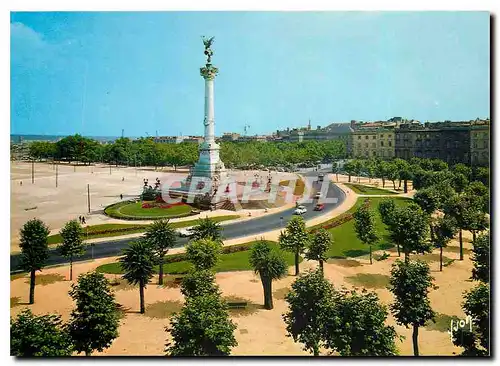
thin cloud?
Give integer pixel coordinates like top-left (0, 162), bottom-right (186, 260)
top-left (11, 22), bottom-right (48, 49)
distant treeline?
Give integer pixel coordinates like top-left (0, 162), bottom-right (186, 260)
top-left (23, 134), bottom-right (347, 169)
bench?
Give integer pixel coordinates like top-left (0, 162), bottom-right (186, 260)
top-left (227, 302), bottom-right (248, 309)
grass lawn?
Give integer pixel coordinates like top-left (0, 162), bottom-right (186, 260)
top-left (344, 183), bottom-right (399, 195)
top-left (46, 215), bottom-right (240, 245)
top-left (325, 196), bottom-right (413, 259)
top-left (118, 202), bottom-right (193, 217)
top-left (96, 241), bottom-right (300, 275)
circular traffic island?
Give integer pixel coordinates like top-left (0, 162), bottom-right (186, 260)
top-left (104, 200), bottom-right (196, 220)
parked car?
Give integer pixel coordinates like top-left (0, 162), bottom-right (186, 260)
top-left (294, 205), bottom-right (307, 215)
top-left (318, 173), bottom-right (325, 182)
top-left (178, 227), bottom-right (194, 237)
top-left (314, 203), bottom-right (325, 211)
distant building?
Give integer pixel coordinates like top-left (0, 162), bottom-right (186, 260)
top-left (395, 121), bottom-right (471, 164)
top-left (154, 136), bottom-right (203, 144)
top-left (470, 119), bottom-right (490, 166)
top-left (219, 132), bottom-right (241, 142)
top-left (351, 127), bottom-right (395, 159)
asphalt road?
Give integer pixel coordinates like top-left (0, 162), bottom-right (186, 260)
top-left (11, 169), bottom-right (345, 271)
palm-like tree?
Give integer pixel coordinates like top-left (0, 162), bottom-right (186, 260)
top-left (191, 217), bottom-right (223, 242)
top-left (144, 219), bottom-right (177, 285)
top-left (120, 239), bottom-right (154, 314)
top-left (249, 241), bottom-right (288, 310)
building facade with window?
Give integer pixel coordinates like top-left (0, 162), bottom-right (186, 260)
top-left (470, 120), bottom-right (490, 166)
top-left (395, 122), bottom-right (471, 164)
top-left (351, 128), bottom-right (395, 159)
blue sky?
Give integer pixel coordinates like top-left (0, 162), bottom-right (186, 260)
top-left (11, 11), bottom-right (490, 137)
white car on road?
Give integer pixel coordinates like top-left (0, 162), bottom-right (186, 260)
top-left (294, 206), bottom-right (307, 215)
top-left (178, 227), bottom-right (195, 237)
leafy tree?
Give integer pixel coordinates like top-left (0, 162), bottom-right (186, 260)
top-left (473, 167), bottom-right (489, 187)
top-left (445, 194), bottom-right (487, 260)
top-left (180, 269), bottom-right (219, 299)
top-left (389, 259), bottom-right (435, 356)
top-left (19, 218), bottom-right (50, 304)
top-left (378, 198), bottom-right (399, 256)
top-left (166, 294), bottom-right (237, 356)
top-left (386, 162), bottom-right (399, 190)
top-left (67, 272), bottom-right (119, 356)
top-left (332, 161), bottom-right (339, 181)
top-left (471, 233), bottom-right (489, 283)
top-left (249, 240), bottom-right (288, 310)
top-left (120, 239), bottom-right (155, 314)
top-left (430, 159), bottom-right (448, 171)
top-left (452, 283), bottom-right (490, 356)
top-left (431, 215), bottom-right (458, 271)
top-left (464, 181), bottom-right (489, 214)
top-left (375, 160), bottom-right (389, 188)
top-left (414, 187), bottom-right (442, 242)
top-left (279, 216), bottom-right (309, 275)
top-left (322, 288), bottom-right (399, 356)
top-left (378, 198), bottom-right (396, 226)
top-left (58, 219), bottom-right (86, 281)
top-left (185, 238), bottom-right (222, 271)
top-left (305, 229), bottom-right (332, 272)
top-left (452, 173), bottom-right (469, 194)
top-left (394, 158), bottom-right (412, 193)
top-left (343, 160), bottom-right (355, 182)
top-left (386, 203), bottom-right (431, 261)
top-left (452, 163), bottom-right (472, 180)
top-left (353, 205), bottom-right (378, 264)
top-left (10, 309), bottom-right (73, 356)
top-left (283, 269), bottom-right (334, 355)
top-left (144, 219), bottom-right (177, 285)
top-left (191, 217), bottom-right (223, 242)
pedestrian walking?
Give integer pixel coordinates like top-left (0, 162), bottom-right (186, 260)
top-left (82, 216), bottom-right (86, 225)
top-left (120, 194), bottom-right (123, 200)
top-left (20, 181), bottom-right (22, 186)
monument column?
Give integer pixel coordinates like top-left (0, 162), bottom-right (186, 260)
top-left (202, 64), bottom-right (217, 143)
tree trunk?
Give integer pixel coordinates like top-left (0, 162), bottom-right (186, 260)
top-left (382, 178), bottom-right (385, 188)
top-left (313, 344), bottom-right (319, 356)
top-left (459, 229), bottom-right (463, 261)
top-left (85, 350), bottom-right (91, 356)
top-left (294, 250), bottom-right (300, 276)
top-left (69, 255), bottom-right (73, 281)
top-left (404, 179), bottom-right (408, 193)
top-left (392, 180), bottom-right (396, 190)
top-left (429, 223), bottom-right (434, 243)
top-left (348, 174), bottom-right (351, 183)
top-left (397, 243), bottom-right (400, 257)
top-left (139, 280), bottom-right (145, 314)
top-left (412, 324), bottom-right (420, 356)
top-left (440, 246), bottom-right (443, 272)
top-left (261, 276), bottom-right (273, 310)
top-left (472, 230), bottom-right (476, 243)
top-left (319, 259), bottom-right (324, 272)
top-left (29, 269), bottom-right (36, 304)
top-left (369, 245), bottom-right (372, 264)
top-left (404, 251), bottom-right (409, 263)
top-left (158, 257), bottom-right (164, 285)
top-left (398, 179), bottom-right (401, 189)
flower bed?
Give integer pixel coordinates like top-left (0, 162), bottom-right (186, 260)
top-left (141, 202), bottom-right (186, 209)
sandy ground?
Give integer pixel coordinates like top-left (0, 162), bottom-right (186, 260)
top-left (10, 162), bottom-right (297, 252)
top-left (10, 231), bottom-right (477, 356)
